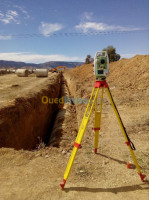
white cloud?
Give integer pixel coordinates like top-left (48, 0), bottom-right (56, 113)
top-left (0, 52), bottom-right (82, 63)
top-left (75, 22), bottom-right (142, 32)
top-left (0, 35), bottom-right (12, 40)
top-left (39, 22), bottom-right (63, 36)
top-left (0, 10), bottom-right (20, 24)
top-left (81, 12), bottom-right (93, 21)
top-left (8, 10), bottom-right (18, 17)
top-left (21, 9), bottom-right (30, 19)
top-left (0, 6), bottom-right (30, 24)
top-left (13, 5), bottom-right (30, 19)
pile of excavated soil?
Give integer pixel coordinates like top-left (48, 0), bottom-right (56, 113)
top-left (65, 55), bottom-right (149, 103)
top-left (64, 55), bottom-right (149, 128)
top-left (109, 55), bottom-right (149, 89)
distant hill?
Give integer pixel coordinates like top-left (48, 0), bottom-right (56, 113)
top-left (38, 61), bottom-right (83, 68)
top-left (0, 60), bottom-right (83, 69)
top-left (0, 60), bottom-right (38, 69)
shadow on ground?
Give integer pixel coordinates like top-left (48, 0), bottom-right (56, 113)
top-left (63, 183), bottom-right (149, 194)
top-left (97, 153), bottom-right (149, 171)
top-left (97, 153), bottom-right (136, 169)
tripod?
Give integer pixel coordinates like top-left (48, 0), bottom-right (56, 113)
top-left (60, 79), bottom-right (146, 189)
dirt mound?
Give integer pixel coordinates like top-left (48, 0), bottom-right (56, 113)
top-left (66, 55), bottom-right (149, 87)
top-left (65, 55), bottom-right (149, 105)
top-left (108, 55), bottom-right (149, 90)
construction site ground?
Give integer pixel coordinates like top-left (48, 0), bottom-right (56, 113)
top-left (0, 55), bottom-right (149, 200)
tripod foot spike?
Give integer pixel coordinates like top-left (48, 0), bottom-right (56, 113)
top-left (127, 162), bottom-right (132, 169)
top-left (138, 173), bottom-right (146, 181)
top-left (94, 148), bottom-right (97, 154)
top-left (60, 179), bottom-right (66, 190)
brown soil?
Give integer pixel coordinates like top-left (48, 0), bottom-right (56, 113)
top-left (0, 73), bottom-right (61, 149)
top-left (0, 55), bottom-right (149, 200)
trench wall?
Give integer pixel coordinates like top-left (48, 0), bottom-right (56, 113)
top-left (0, 74), bottom-right (61, 150)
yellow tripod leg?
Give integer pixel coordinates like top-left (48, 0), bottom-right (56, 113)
top-left (60, 87), bottom-right (100, 189)
top-left (94, 87), bottom-right (104, 153)
top-left (106, 86), bottom-right (146, 181)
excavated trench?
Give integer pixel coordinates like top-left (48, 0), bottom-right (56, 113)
top-left (0, 73), bottom-right (76, 150)
top-left (48, 75), bottom-right (77, 148)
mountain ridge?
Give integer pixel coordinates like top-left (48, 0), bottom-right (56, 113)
top-left (0, 60), bottom-right (83, 69)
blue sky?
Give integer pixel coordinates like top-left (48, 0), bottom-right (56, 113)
top-left (0, 0), bottom-right (149, 63)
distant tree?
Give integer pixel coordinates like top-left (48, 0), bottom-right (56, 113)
top-left (102, 46), bottom-right (121, 63)
top-left (85, 54), bottom-right (93, 64)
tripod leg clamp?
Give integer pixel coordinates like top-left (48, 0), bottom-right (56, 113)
top-left (74, 142), bottom-right (81, 148)
top-left (125, 141), bottom-right (130, 146)
top-left (93, 127), bottom-right (100, 131)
